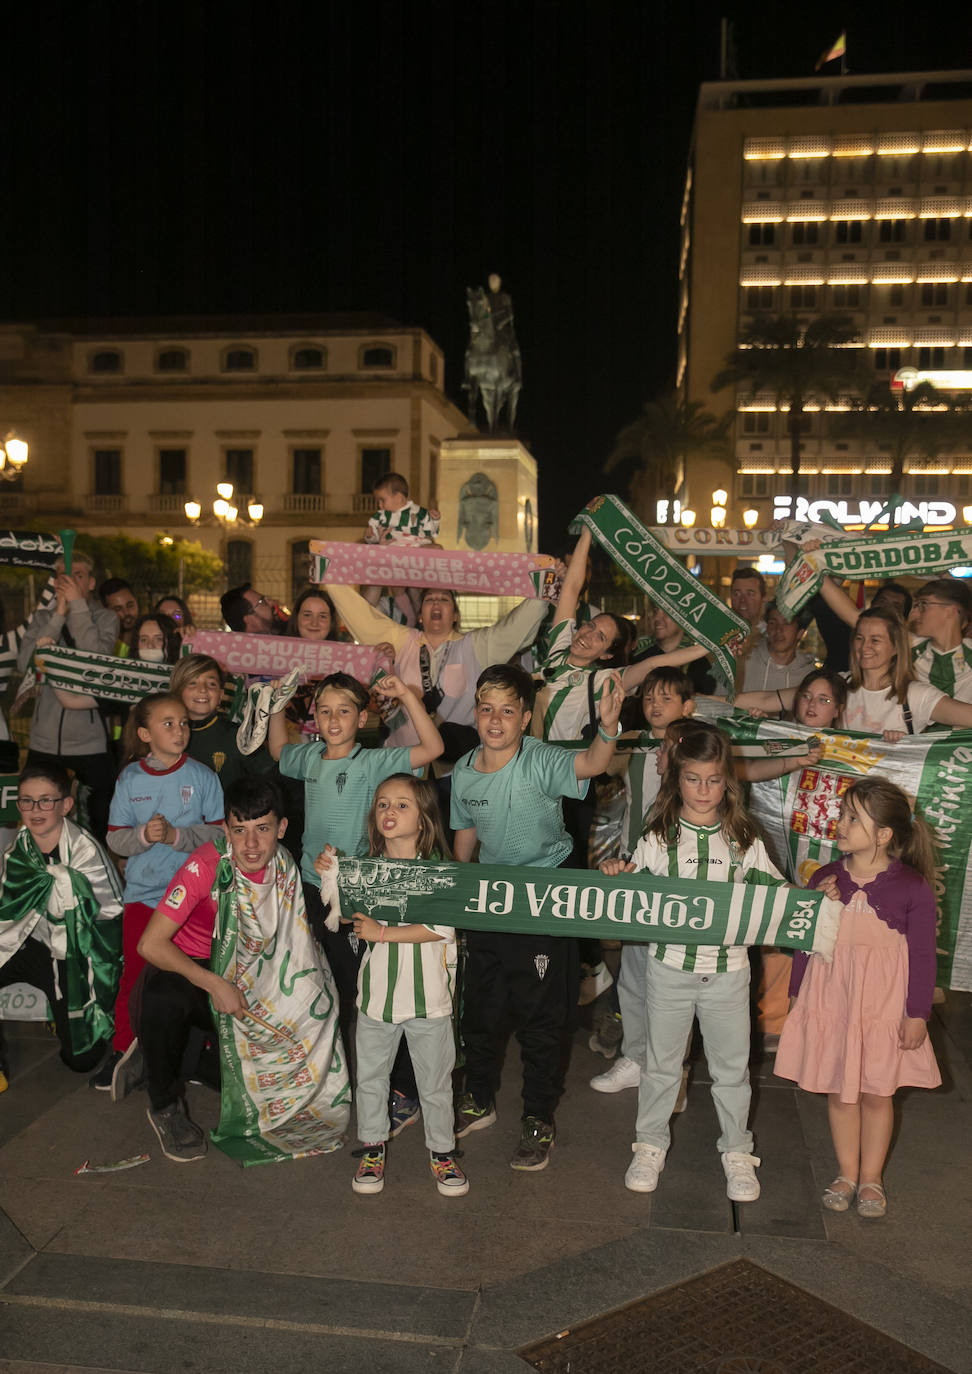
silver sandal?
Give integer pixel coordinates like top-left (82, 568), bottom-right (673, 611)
top-left (856, 1182), bottom-right (887, 1218)
top-left (822, 1176), bottom-right (857, 1212)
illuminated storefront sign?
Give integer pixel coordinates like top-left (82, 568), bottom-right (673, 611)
top-left (772, 496), bottom-right (957, 526)
top-left (652, 527), bottom-right (780, 553)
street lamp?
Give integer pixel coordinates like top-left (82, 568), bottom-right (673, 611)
top-left (963, 505), bottom-right (972, 525)
top-left (680, 508), bottom-right (696, 528)
top-left (0, 431), bottom-right (29, 482)
top-left (185, 483), bottom-right (263, 527)
top-left (742, 508), bottom-right (759, 529)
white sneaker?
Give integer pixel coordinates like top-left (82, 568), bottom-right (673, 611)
top-left (722, 1151), bottom-right (761, 1201)
top-left (625, 1142), bottom-right (666, 1192)
top-left (590, 1056), bottom-right (641, 1093)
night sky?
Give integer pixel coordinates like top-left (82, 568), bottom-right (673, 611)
top-left (2, 2), bottom-right (961, 545)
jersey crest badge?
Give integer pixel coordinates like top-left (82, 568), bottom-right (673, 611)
top-left (181, 785), bottom-right (194, 807)
top-left (534, 954), bottom-right (550, 980)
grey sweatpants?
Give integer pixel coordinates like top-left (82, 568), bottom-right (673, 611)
top-left (355, 1011), bottom-right (456, 1153)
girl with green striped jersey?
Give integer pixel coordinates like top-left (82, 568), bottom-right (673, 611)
top-left (323, 774), bottom-right (468, 1200)
top-left (601, 723), bottom-right (787, 1202)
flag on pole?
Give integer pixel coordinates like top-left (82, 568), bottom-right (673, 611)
top-left (815, 31), bottom-right (846, 70)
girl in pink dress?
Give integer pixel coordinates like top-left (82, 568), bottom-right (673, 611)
top-left (775, 777), bottom-right (941, 1219)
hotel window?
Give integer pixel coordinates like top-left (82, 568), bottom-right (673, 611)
top-left (745, 286), bottom-right (774, 311)
top-left (789, 285), bottom-right (816, 308)
top-left (920, 283), bottom-right (949, 307)
top-left (225, 448), bottom-right (254, 494)
top-left (879, 220), bottom-right (907, 243)
top-left (918, 347), bottom-right (946, 368)
top-left (965, 347), bottom-right (972, 368)
top-left (889, 285), bottom-right (905, 307)
top-left (923, 218), bottom-right (952, 242)
top-left (832, 284), bottom-right (861, 308)
top-left (874, 348), bottom-right (901, 371)
top-left (156, 348), bottom-right (188, 372)
top-left (360, 447), bottom-right (391, 493)
top-left (747, 223), bottom-right (776, 246)
top-left (835, 221), bottom-right (863, 244)
top-left (791, 223), bottom-right (818, 245)
top-left (738, 475), bottom-right (770, 498)
top-left (93, 449), bottom-right (122, 495)
top-left (223, 347), bottom-right (257, 371)
top-left (90, 349), bottom-right (122, 373)
top-left (291, 346), bottom-right (326, 370)
top-left (741, 413), bottom-right (770, 435)
top-left (226, 540), bottom-right (252, 588)
top-left (158, 449), bottom-right (186, 495)
top-left (292, 448), bottom-right (322, 495)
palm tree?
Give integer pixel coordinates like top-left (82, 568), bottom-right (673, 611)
top-left (830, 381), bottom-right (972, 497)
top-left (605, 394), bottom-right (731, 523)
top-left (711, 314), bottom-right (870, 503)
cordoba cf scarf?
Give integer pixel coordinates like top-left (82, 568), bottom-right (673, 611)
top-left (569, 496), bottom-right (748, 687)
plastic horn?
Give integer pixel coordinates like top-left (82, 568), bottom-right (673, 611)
top-left (59, 529), bottom-right (76, 574)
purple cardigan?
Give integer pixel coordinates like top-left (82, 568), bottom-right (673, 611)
top-left (789, 859), bottom-right (937, 1020)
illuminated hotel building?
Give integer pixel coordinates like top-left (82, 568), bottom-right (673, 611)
top-left (680, 69), bottom-right (972, 534)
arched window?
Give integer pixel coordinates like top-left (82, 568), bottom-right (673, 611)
top-left (222, 347), bottom-right (257, 372)
top-left (156, 348), bottom-right (189, 372)
top-left (291, 345), bottom-right (326, 370)
top-left (226, 539), bottom-right (253, 587)
top-left (359, 343), bottom-right (396, 369)
top-left (90, 349), bottom-right (122, 373)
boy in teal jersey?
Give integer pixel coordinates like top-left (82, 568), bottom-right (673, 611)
top-left (450, 662), bottom-right (624, 1171)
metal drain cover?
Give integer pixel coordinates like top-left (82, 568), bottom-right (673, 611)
top-left (520, 1259), bottom-right (950, 1373)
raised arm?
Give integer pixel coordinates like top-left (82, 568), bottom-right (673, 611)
top-left (575, 671), bottom-right (624, 779)
top-left (553, 526), bottom-right (592, 628)
top-left (620, 643), bottom-right (708, 692)
top-left (375, 675), bottom-right (444, 769)
top-left (733, 686), bottom-right (798, 715)
top-left (816, 574), bottom-right (861, 630)
top-left (326, 585), bottom-right (412, 654)
top-left (469, 596), bottom-right (548, 666)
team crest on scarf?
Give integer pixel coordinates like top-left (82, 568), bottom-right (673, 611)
top-left (790, 766), bottom-right (853, 841)
top-left (534, 954), bottom-right (549, 980)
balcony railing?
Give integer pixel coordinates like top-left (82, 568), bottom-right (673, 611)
top-left (84, 493), bottom-right (126, 515)
top-left (282, 493), bottom-right (325, 514)
top-left (149, 493), bottom-right (188, 513)
top-left (351, 492), bottom-right (376, 514)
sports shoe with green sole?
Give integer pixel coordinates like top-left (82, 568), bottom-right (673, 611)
top-left (454, 1091), bottom-right (497, 1139)
top-left (510, 1116), bottom-right (555, 1171)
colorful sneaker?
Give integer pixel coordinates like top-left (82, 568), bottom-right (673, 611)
top-left (454, 1091), bottom-right (497, 1138)
top-left (625, 1142), bottom-right (666, 1193)
top-left (510, 1116), bottom-right (555, 1171)
top-left (111, 1039), bottom-right (145, 1103)
top-left (590, 1055), bottom-right (640, 1093)
top-left (429, 1152), bottom-right (469, 1197)
top-left (588, 1010), bottom-right (623, 1059)
top-left (89, 1049), bottom-right (121, 1091)
top-left (722, 1151), bottom-right (761, 1202)
top-left (146, 1101), bottom-right (207, 1163)
top-left (352, 1143), bottom-right (386, 1195)
top-left (388, 1091), bottom-right (421, 1139)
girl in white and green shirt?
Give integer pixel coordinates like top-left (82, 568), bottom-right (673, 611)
top-left (602, 722), bottom-right (787, 1203)
top-left (335, 773), bottom-right (467, 1200)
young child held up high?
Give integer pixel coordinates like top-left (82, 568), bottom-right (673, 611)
top-left (361, 472), bottom-right (441, 624)
top-left (601, 722), bottom-right (787, 1201)
top-left (318, 774), bottom-right (466, 1198)
top-left (97, 693), bottom-right (224, 1097)
top-left (775, 778), bottom-right (941, 1219)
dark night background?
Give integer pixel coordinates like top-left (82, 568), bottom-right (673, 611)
top-left (1, 1), bottom-right (962, 544)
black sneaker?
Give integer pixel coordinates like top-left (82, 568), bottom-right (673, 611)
top-left (454, 1091), bottom-right (497, 1139)
top-left (388, 1091), bottom-right (421, 1139)
top-left (146, 1102), bottom-right (207, 1163)
top-left (111, 1040), bottom-right (145, 1102)
top-left (511, 1116), bottom-right (555, 1171)
top-left (89, 1049), bottom-right (121, 1091)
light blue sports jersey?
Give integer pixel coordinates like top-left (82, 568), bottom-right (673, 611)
top-left (450, 735), bottom-right (587, 868)
top-left (279, 741), bottom-right (416, 886)
top-left (108, 756), bottom-right (224, 906)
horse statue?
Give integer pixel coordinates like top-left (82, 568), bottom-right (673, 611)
top-left (464, 275), bottom-right (522, 433)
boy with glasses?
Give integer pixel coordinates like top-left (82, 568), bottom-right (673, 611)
top-left (0, 764), bottom-right (123, 1090)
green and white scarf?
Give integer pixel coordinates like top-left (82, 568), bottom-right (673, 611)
top-left (569, 496), bottom-right (748, 687)
top-left (334, 855), bottom-right (841, 961)
top-left (777, 525), bottom-right (972, 618)
top-left (34, 646), bottom-right (172, 704)
top-left (0, 529), bottom-right (63, 570)
top-left (209, 838), bottom-right (350, 1166)
top-left (0, 820), bottom-right (123, 1055)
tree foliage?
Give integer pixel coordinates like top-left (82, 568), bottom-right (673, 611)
top-left (605, 394), bottom-right (731, 521)
top-left (74, 533), bottom-right (224, 602)
top-left (830, 382), bottom-right (972, 491)
top-left (711, 314), bottom-right (870, 501)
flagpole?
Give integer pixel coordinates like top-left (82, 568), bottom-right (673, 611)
top-left (841, 26), bottom-right (848, 75)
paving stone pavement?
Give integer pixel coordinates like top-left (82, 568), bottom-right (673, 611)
top-left (0, 994), bottom-right (969, 1373)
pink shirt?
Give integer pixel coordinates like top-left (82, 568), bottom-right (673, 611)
top-left (159, 842), bottom-right (267, 959)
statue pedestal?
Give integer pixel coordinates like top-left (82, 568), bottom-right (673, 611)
top-left (437, 436), bottom-right (538, 554)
